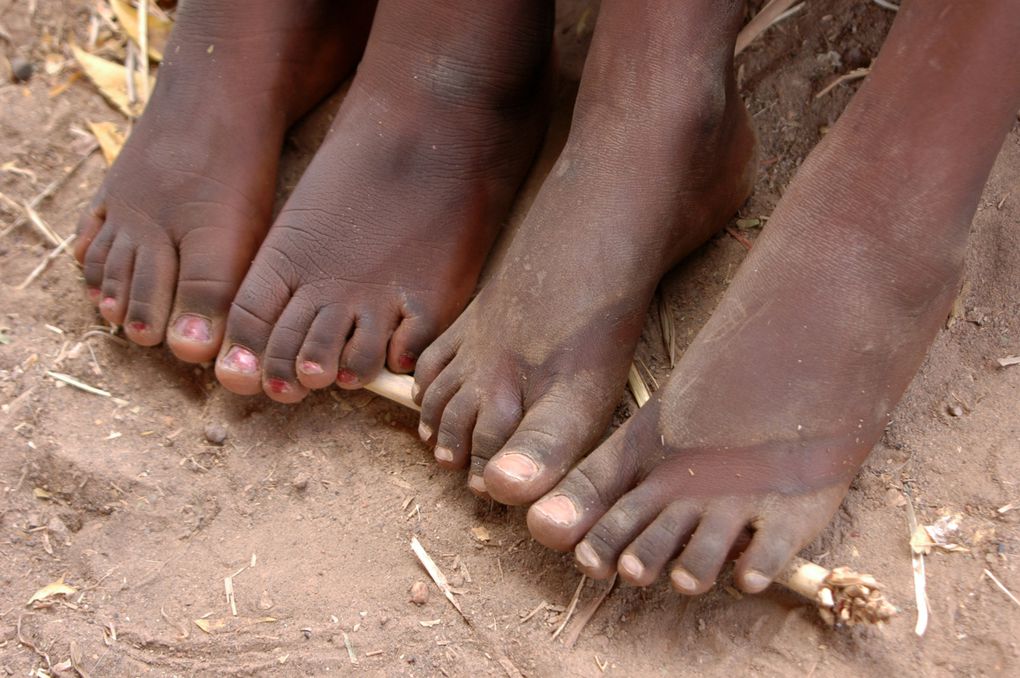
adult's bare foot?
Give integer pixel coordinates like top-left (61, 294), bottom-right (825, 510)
top-left (214, 0), bottom-right (555, 402)
top-left (75, 0), bottom-right (375, 362)
top-left (413, 0), bottom-right (755, 500)
top-left (527, 0), bottom-right (1020, 594)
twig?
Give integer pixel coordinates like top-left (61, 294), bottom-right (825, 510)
top-left (46, 370), bottom-right (111, 397)
top-left (735, 0), bottom-right (802, 56)
top-left (983, 569), bottom-right (1020, 607)
top-left (872, 0), bottom-right (900, 11)
top-left (552, 575), bottom-right (586, 641)
top-left (1, 144), bottom-right (99, 239)
top-left (366, 369), bottom-right (420, 411)
top-left (725, 225), bottom-right (754, 250)
top-left (563, 574), bottom-right (617, 648)
top-left (815, 67), bottom-right (871, 99)
top-left (410, 537), bottom-right (470, 624)
top-left (17, 615), bottom-right (52, 671)
top-left (997, 355), bottom-right (1020, 368)
top-left (23, 202), bottom-right (62, 247)
top-left (17, 234), bottom-right (75, 290)
top-left (519, 599), bottom-right (548, 624)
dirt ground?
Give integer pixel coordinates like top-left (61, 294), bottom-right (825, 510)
top-left (2, 0), bottom-right (1019, 676)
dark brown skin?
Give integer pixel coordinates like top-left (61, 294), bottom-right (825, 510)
top-left (74, 0), bottom-right (377, 363)
top-left (213, 0), bottom-right (555, 402)
top-left (413, 0), bottom-right (755, 498)
top-left (526, 0), bottom-right (1020, 595)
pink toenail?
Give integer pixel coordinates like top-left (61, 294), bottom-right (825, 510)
top-left (670, 568), bottom-right (698, 593)
top-left (468, 474), bottom-right (488, 494)
top-left (743, 570), bottom-right (771, 593)
top-left (435, 447), bottom-right (453, 463)
top-left (267, 378), bottom-right (291, 394)
top-left (100, 296), bottom-right (117, 309)
top-left (397, 353), bottom-right (416, 371)
top-left (493, 453), bottom-right (538, 481)
top-left (87, 288), bottom-right (101, 301)
top-left (619, 554), bottom-right (645, 580)
top-left (575, 542), bottom-right (601, 570)
top-left (172, 314), bottom-right (211, 343)
top-left (301, 360), bottom-right (324, 375)
top-left (532, 495), bottom-right (578, 527)
top-left (222, 346), bottom-right (258, 374)
top-left (337, 369), bottom-right (357, 384)
top-left (418, 421), bottom-right (433, 441)
top-left (128, 321), bottom-right (147, 333)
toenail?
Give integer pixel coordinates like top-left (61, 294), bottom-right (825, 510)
top-left (172, 314), bottom-right (211, 343)
top-left (418, 421), bottom-right (432, 441)
top-left (435, 447), bottom-right (454, 463)
top-left (222, 346), bottom-right (258, 373)
top-left (619, 554), bottom-right (645, 580)
top-left (128, 321), bottom-right (147, 333)
top-left (468, 474), bottom-right (487, 494)
top-left (574, 542), bottom-right (601, 570)
top-left (532, 495), bottom-right (579, 527)
top-left (337, 368), bottom-right (358, 385)
top-left (397, 353), bottom-right (416, 371)
top-left (300, 360), bottom-right (324, 375)
top-left (266, 378), bottom-right (291, 394)
top-left (100, 296), bottom-right (117, 309)
top-left (743, 570), bottom-right (772, 593)
top-left (493, 453), bottom-right (539, 481)
top-left (670, 568), bottom-right (699, 593)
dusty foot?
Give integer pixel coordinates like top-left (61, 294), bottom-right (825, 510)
top-left (413, 0), bottom-right (754, 501)
top-left (526, 0), bottom-right (1020, 594)
top-left (74, 0), bottom-right (375, 361)
top-left (213, 0), bottom-right (554, 402)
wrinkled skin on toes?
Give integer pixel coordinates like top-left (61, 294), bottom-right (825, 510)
top-left (75, 0), bottom-right (375, 362)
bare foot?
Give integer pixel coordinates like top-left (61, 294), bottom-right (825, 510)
top-left (527, 0), bottom-right (1020, 595)
top-left (75, 0), bottom-right (375, 362)
top-left (213, 0), bottom-right (554, 402)
top-left (413, 0), bottom-right (755, 501)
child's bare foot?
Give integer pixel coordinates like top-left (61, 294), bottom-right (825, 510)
top-left (527, 0), bottom-right (1020, 594)
top-left (75, 0), bottom-right (375, 362)
top-left (214, 0), bottom-right (554, 402)
top-left (413, 0), bottom-right (754, 499)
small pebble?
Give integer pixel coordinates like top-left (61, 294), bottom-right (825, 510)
top-left (204, 422), bottom-right (228, 445)
top-left (410, 581), bottom-right (429, 606)
top-left (291, 473), bottom-right (309, 492)
top-left (11, 57), bottom-right (33, 82)
top-left (948, 405), bottom-right (964, 417)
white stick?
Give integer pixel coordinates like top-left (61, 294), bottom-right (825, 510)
top-left (365, 370), bottom-right (418, 411)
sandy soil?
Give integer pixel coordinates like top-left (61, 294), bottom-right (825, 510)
top-left (2, 1), bottom-right (1018, 675)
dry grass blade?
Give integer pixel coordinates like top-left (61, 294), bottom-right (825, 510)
top-left (903, 491), bottom-right (929, 636)
top-left (17, 233), bottom-right (75, 290)
top-left (815, 67), bottom-right (871, 99)
top-left (0, 144), bottom-right (98, 240)
top-left (23, 202), bottom-right (62, 247)
top-left (563, 574), bottom-right (617, 648)
top-left (735, 0), bottom-right (802, 56)
top-left (109, 0), bottom-right (171, 61)
top-left (552, 575), bottom-right (586, 641)
top-left (71, 43), bottom-right (155, 118)
top-left (46, 370), bottom-right (112, 397)
top-left (983, 569), bottom-right (1020, 607)
top-left (628, 363), bottom-right (651, 407)
top-left (657, 295), bottom-right (676, 368)
top-left (410, 537), bottom-right (470, 624)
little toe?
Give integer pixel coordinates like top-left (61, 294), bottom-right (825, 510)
top-left (671, 511), bottom-right (748, 596)
top-left (74, 200), bottom-right (106, 264)
top-left (618, 501), bottom-right (702, 587)
top-left (123, 245), bottom-right (178, 346)
top-left (81, 223), bottom-right (116, 302)
top-left (418, 365), bottom-right (463, 447)
top-left (486, 391), bottom-right (616, 506)
top-left (387, 313), bottom-right (437, 374)
top-left (434, 388), bottom-right (479, 470)
top-left (261, 297), bottom-right (317, 403)
top-left (296, 305), bottom-right (352, 390)
top-left (573, 487), bottom-right (665, 580)
top-left (734, 521), bottom-right (812, 594)
top-left (527, 435), bottom-right (639, 551)
top-left (99, 237), bottom-right (136, 325)
top-left (337, 314), bottom-right (395, 389)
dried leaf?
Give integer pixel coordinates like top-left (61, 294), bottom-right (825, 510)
top-left (909, 524), bottom-right (933, 555)
top-left (87, 121), bottom-right (125, 165)
top-left (28, 577), bottom-right (77, 605)
top-left (71, 44), bottom-right (154, 118)
top-left (193, 618), bottom-right (226, 634)
top-left (109, 0), bottom-right (172, 61)
top-left (471, 526), bottom-right (491, 542)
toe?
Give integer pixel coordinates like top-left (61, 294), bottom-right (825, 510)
top-left (296, 305), bottom-right (353, 390)
top-left (485, 389), bottom-right (616, 506)
top-left (98, 236), bottom-right (136, 325)
top-left (618, 501), bottom-right (702, 586)
top-left (387, 313), bottom-right (437, 374)
top-left (168, 227), bottom-right (259, 363)
top-left (468, 395), bottom-right (523, 487)
top-left (261, 296), bottom-right (317, 403)
top-left (123, 244), bottom-right (178, 346)
top-left (81, 222), bottom-right (116, 301)
top-left (573, 486), bottom-right (665, 580)
top-left (733, 520), bottom-right (812, 594)
top-left (526, 431), bottom-right (639, 551)
top-left (413, 328), bottom-right (460, 407)
top-left (671, 510), bottom-right (748, 595)
top-left (434, 387), bottom-right (479, 470)
top-left (74, 199), bottom-right (106, 264)
top-left (337, 313), bottom-right (396, 389)
top-left (418, 364), bottom-right (462, 448)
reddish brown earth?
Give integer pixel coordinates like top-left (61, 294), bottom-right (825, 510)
top-left (1, 1), bottom-right (1018, 675)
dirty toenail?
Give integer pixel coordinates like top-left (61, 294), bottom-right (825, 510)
top-left (468, 474), bottom-right (488, 494)
top-left (493, 453), bottom-right (539, 481)
top-left (127, 321), bottom-right (147, 333)
top-left (172, 314), bottom-right (211, 343)
top-left (337, 368), bottom-right (358, 385)
top-left (87, 288), bottom-right (101, 301)
top-left (100, 296), bottom-right (117, 309)
top-left (574, 542), bottom-right (601, 570)
top-left (434, 447), bottom-right (453, 463)
top-left (300, 360), bottom-right (324, 375)
top-left (619, 554), bottom-right (645, 580)
top-left (266, 378), bottom-right (291, 395)
top-left (222, 346), bottom-right (258, 374)
top-left (532, 495), bottom-right (579, 527)
top-left (743, 570), bottom-right (771, 593)
top-left (418, 421), bottom-right (432, 441)
top-left (670, 569), bottom-right (699, 593)
top-left (397, 353), bottom-right (416, 371)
